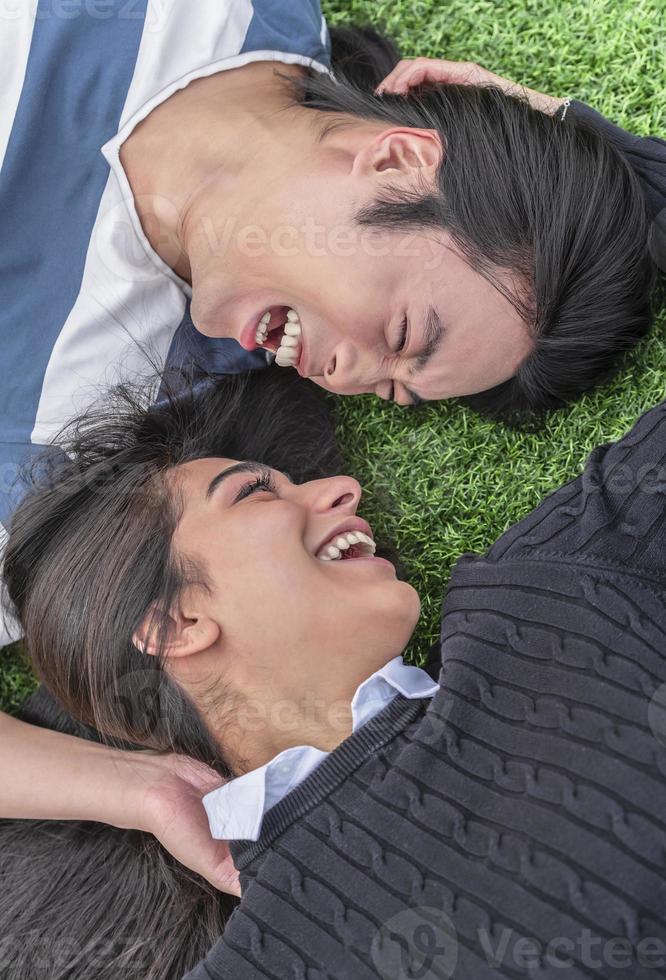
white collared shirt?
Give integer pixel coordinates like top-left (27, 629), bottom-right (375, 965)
top-left (203, 657), bottom-right (440, 842)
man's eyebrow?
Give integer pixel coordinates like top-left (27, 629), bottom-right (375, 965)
top-left (205, 461), bottom-right (266, 499)
top-left (399, 305), bottom-right (444, 405)
top-left (402, 387), bottom-right (425, 408)
top-left (409, 305), bottom-right (444, 377)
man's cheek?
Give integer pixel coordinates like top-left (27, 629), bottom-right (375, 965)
top-left (423, 238), bottom-right (445, 272)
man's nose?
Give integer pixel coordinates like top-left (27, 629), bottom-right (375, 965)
top-left (322, 341), bottom-right (379, 396)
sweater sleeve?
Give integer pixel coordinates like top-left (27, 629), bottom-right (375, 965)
top-left (567, 101), bottom-right (666, 268)
top-left (484, 399), bottom-right (666, 579)
top-left (567, 100), bottom-right (666, 221)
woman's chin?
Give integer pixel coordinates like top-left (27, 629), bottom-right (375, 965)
top-left (377, 581), bottom-right (421, 640)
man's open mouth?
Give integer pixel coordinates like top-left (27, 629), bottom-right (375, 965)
top-left (254, 307), bottom-right (302, 369)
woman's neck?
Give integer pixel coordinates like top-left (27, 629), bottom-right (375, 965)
top-left (221, 691), bottom-right (355, 777)
top-left (204, 652), bottom-right (398, 777)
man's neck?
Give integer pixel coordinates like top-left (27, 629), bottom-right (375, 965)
top-left (118, 61), bottom-right (312, 281)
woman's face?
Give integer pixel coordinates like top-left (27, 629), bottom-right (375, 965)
top-left (169, 458), bottom-right (420, 704)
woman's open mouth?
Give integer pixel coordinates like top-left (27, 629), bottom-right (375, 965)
top-left (314, 526), bottom-right (377, 562)
top-left (253, 307), bottom-right (303, 369)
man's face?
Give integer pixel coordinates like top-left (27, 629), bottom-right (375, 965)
top-left (186, 124), bottom-right (533, 405)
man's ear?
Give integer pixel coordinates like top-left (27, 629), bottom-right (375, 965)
top-left (353, 127), bottom-right (444, 178)
top-left (132, 601), bottom-right (220, 660)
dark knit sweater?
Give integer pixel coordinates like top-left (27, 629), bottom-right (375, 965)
top-left (183, 399), bottom-right (666, 979)
top-left (567, 101), bottom-right (665, 271)
top-left (567, 101), bottom-right (666, 229)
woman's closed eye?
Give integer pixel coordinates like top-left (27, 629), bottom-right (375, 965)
top-left (233, 470), bottom-right (277, 503)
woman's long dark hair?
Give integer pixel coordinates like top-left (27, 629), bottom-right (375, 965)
top-left (4, 365), bottom-right (341, 769)
top-left (0, 365), bottom-right (341, 979)
top-left (297, 25), bottom-right (657, 419)
top-left (0, 686), bottom-right (230, 980)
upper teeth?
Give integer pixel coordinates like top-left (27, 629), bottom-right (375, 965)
top-left (255, 308), bottom-right (302, 369)
top-left (316, 530), bottom-right (376, 561)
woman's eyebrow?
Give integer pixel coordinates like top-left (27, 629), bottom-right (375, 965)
top-left (205, 461), bottom-right (266, 499)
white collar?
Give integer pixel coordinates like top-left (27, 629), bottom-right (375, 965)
top-left (203, 657), bottom-right (439, 842)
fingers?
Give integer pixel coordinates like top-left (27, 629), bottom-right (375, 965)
top-left (181, 825), bottom-right (241, 895)
top-left (375, 57), bottom-right (441, 94)
top-left (208, 850), bottom-right (241, 897)
top-left (373, 58), bottom-right (560, 116)
top-left (206, 864), bottom-right (241, 896)
top-left (221, 875), bottom-right (242, 898)
top-left (199, 860), bottom-right (241, 896)
top-left (375, 58), bottom-right (484, 95)
top-left (170, 753), bottom-right (228, 794)
top-left (375, 58), bottom-right (427, 94)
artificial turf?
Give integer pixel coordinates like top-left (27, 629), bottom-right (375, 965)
top-left (0, 0), bottom-right (664, 713)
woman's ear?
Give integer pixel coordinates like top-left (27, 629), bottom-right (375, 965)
top-left (132, 601), bottom-right (220, 660)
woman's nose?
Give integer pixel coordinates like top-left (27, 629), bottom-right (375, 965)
top-left (305, 475), bottom-right (362, 514)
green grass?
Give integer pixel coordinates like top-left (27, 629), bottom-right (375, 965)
top-left (0, 641), bottom-right (36, 715)
top-left (1, 0), bottom-right (664, 711)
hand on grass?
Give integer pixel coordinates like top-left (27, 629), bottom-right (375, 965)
top-left (375, 58), bottom-right (567, 117)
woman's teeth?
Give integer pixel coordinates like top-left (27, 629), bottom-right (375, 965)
top-left (316, 530), bottom-right (377, 561)
top-left (255, 309), bottom-right (302, 369)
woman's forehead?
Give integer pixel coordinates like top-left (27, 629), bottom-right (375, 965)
top-left (168, 456), bottom-right (241, 497)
